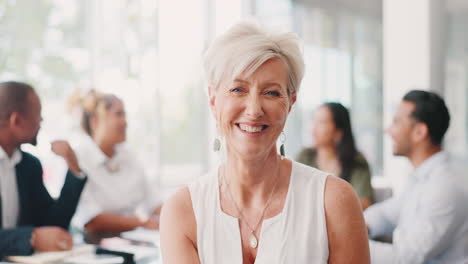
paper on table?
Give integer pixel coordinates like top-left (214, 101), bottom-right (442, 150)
top-left (63, 253), bottom-right (124, 264)
top-left (6, 245), bottom-right (95, 264)
top-left (121, 228), bottom-right (160, 246)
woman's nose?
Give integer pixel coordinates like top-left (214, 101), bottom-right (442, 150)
top-left (245, 94), bottom-right (264, 119)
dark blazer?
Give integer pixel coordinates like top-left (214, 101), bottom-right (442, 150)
top-left (0, 151), bottom-right (87, 259)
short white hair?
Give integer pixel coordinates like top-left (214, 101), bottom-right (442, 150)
top-left (204, 21), bottom-right (305, 96)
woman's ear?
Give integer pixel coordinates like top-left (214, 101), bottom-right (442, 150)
top-left (208, 85), bottom-right (217, 118)
top-left (288, 91), bottom-right (297, 113)
top-left (90, 115), bottom-right (99, 135)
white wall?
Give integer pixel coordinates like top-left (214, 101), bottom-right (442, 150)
top-left (383, 0), bottom-right (446, 193)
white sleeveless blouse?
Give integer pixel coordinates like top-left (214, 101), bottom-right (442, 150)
top-left (189, 161), bottom-right (330, 263)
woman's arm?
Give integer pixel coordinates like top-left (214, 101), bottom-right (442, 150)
top-left (160, 187), bottom-right (200, 264)
top-left (325, 176), bottom-right (370, 264)
top-left (349, 159), bottom-right (374, 210)
top-left (84, 213), bottom-right (146, 233)
top-left (152, 205), bottom-right (162, 215)
top-left (360, 198), bottom-right (372, 211)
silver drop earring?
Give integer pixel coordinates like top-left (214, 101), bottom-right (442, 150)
top-left (213, 137), bottom-right (221, 152)
top-left (279, 131), bottom-right (286, 159)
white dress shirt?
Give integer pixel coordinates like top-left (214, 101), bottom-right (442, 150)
top-left (71, 135), bottom-right (161, 228)
top-left (365, 152), bottom-right (468, 264)
top-left (0, 146), bottom-right (22, 228)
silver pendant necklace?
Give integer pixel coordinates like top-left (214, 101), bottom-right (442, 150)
top-left (104, 159), bottom-right (120, 173)
top-left (223, 158), bottom-right (281, 249)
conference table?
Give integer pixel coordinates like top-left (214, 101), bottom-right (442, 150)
top-left (1, 229), bottom-right (161, 264)
top-left (82, 230), bottom-right (162, 264)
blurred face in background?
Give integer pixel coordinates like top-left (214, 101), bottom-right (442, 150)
top-left (92, 99), bottom-right (127, 145)
top-left (311, 106), bottom-right (341, 148)
top-left (387, 101), bottom-right (417, 157)
top-left (16, 91), bottom-right (43, 146)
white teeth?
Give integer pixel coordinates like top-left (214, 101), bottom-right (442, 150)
top-left (239, 124), bottom-right (263, 133)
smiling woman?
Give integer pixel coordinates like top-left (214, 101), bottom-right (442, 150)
top-left (212, 58), bottom-right (291, 162)
top-left (160, 21), bottom-right (370, 264)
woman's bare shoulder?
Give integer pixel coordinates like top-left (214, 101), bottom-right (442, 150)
top-left (324, 176), bottom-right (359, 208)
top-left (160, 187), bottom-right (197, 242)
top-left (325, 176), bottom-right (361, 214)
top-left (160, 187), bottom-right (201, 263)
top-left (323, 176), bottom-right (370, 263)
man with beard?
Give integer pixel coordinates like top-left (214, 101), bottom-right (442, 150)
top-left (0, 81), bottom-right (87, 259)
top-left (365, 90), bottom-right (468, 263)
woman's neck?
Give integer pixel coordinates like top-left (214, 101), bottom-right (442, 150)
top-left (94, 138), bottom-right (116, 158)
top-left (316, 145), bottom-right (338, 162)
top-left (223, 149), bottom-right (282, 208)
top-left (315, 145), bottom-right (341, 175)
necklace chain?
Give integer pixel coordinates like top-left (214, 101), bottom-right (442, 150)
top-left (223, 159), bottom-right (281, 236)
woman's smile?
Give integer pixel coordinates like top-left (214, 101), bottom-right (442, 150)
top-left (236, 122), bottom-right (269, 136)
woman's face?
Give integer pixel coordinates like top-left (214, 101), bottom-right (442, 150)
top-left (312, 106), bottom-right (340, 148)
top-left (210, 58), bottom-right (295, 160)
top-left (93, 100), bottom-right (127, 144)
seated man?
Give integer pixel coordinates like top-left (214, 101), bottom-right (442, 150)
top-left (365, 90), bottom-right (468, 263)
top-left (0, 81), bottom-right (87, 259)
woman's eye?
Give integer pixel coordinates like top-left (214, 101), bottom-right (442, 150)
top-left (231, 88), bottom-right (243, 93)
top-left (266, 91), bottom-right (281, 96)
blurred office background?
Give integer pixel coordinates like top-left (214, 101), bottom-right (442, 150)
top-left (0, 0), bottom-right (466, 196)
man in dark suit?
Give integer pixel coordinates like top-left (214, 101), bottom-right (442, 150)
top-left (0, 81), bottom-right (87, 258)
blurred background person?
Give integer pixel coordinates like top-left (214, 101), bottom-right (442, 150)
top-left (296, 102), bottom-right (373, 210)
top-left (365, 90), bottom-right (468, 263)
top-left (0, 81), bottom-right (86, 258)
top-left (70, 90), bottom-right (162, 233)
